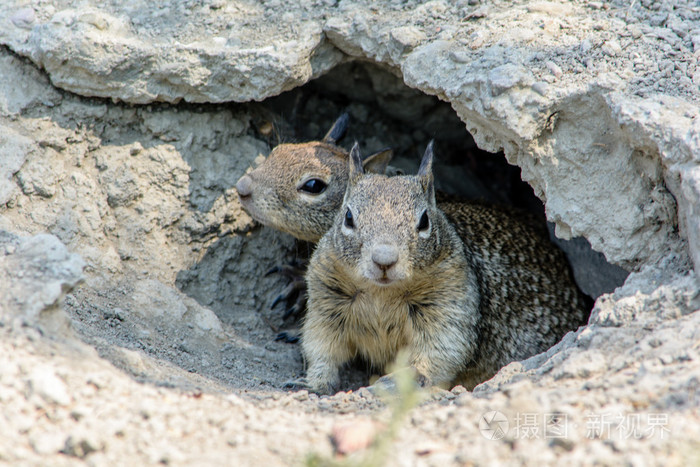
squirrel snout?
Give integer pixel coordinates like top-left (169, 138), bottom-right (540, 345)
top-left (371, 244), bottom-right (399, 270)
top-left (236, 174), bottom-right (253, 198)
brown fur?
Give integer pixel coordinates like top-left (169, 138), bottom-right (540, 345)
top-left (236, 114), bottom-right (391, 243)
top-left (237, 141), bottom-right (352, 242)
top-left (300, 144), bottom-right (589, 394)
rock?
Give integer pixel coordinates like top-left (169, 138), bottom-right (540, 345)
top-left (104, 346), bottom-right (151, 378)
top-left (16, 154), bottom-right (59, 198)
top-left (389, 26), bottom-right (427, 54)
top-left (0, 125), bottom-right (33, 205)
top-left (331, 419), bottom-right (380, 455)
top-left (130, 279), bottom-right (224, 346)
top-left (602, 39), bottom-right (622, 56)
top-left (526, 2), bottom-right (574, 16)
top-left (553, 350), bottom-right (607, 380)
top-left (0, 54), bottom-right (61, 114)
top-left (449, 50), bottom-right (471, 64)
top-left (0, 231), bottom-right (84, 331)
top-left (680, 167), bottom-right (700, 282)
top-left (10, 7), bottom-right (34, 29)
top-left (0, 7), bottom-right (343, 104)
top-left (27, 366), bottom-right (72, 406)
top-left (487, 64), bottom-right (534, 95)
top-left (545, 61), bottom-right (562, 78)
top-left (532, 81), bottom-right (549, 96)
top-left (62, 429), bottom-right (105, 458)
top-left (692, 35), bottom-right (700, 54)
top-left (29, 430), bottom-right (67, 455)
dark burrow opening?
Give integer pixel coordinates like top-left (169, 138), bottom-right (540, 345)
top-left (257, 61), bottom-right (629, 300)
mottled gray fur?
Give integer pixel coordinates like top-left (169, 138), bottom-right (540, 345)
top-left (300, 143), bottom-right (589, 394)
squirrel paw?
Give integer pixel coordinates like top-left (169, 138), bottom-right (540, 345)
top-left (275, 329), bottom-right (301, 344)
top-left (368, 370), bottom-right (431, 396)
top-left (368, 374), bottom-right (400, 395)
top-left (283, 377), bottom-right (337, 396)
top-left (283, 377), bottom-right (310, 392)
top-left (266, 261), bottom-right (308, 321)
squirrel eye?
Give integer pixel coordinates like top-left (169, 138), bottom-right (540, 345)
top-left (417, 210), bottom-right (429, 232)
top-left (299, 178), bottom-right (327, 194)
top-left (344, 208), bottom-right (354, 229)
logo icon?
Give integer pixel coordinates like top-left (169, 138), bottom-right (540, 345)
top-left (479, 411), bottom-right (509, 440)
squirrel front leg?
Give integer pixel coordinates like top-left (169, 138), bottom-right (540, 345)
top-left (295, 284), bottom-right (355, 394)
top-left (373, 304), bottom-right (479, 392)
top-left (297, 325), bottom-right (352, 395)
top-left (409, 310), bottom-right (479, 388)
top-left (299, 250), bottom-right (357, 394)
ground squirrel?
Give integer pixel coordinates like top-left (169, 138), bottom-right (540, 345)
top-left (236, 114), bottom-right (392, 324)
top-left (236, 113), bottom-right (392, 243)
top-left (295, 143), bottom-right (590, 394)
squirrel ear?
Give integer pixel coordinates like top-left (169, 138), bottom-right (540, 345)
top-left (323, 112), bottom-right (350, 144)
top-left (348, 142), bottom-right (364, 184)
top-left (362, 148), bottom-right (393, 174)
top-left (417, 141), bottom-right (436, 200)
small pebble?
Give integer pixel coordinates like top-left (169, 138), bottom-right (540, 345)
top-left (546, 61), bottom-right (562, 77)
top-left (62, 431), bottom-right (104, 459)
top-left (532, 81), bottom-right (549, 96)
top-left (450, 50), bottom-right (471, 63)
top-left (331, 419), bottom-right (380, 455)
top-left (129, 142), bottom-right (143, 156)
top-left (30, 431), bottom-right (67, 455)
top-left (11, 8), bottom-right (35, 29)
top-left (28, 368), bottom-right (71, 406)
top-left (602, 39), bottom-right (621, 56)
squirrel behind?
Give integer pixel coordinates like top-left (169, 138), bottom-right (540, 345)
top-left (235, 114), bottom-right (393, 325)
top-left (236, 113), bottom-right (392, 243)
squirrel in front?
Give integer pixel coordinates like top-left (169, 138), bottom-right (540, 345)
top-left (294, 143), bottom-right (590, 394)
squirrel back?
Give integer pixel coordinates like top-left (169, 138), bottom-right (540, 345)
top-left (440, 200), bottom-right (589, 386)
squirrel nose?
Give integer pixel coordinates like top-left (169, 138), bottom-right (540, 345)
top-left (371, 244), bottom-right (399, 270)
top-left (236, 174), bottom-right (253, 198)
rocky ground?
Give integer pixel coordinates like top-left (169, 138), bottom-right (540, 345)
top-left (1, 0), bottom-right (699, 465)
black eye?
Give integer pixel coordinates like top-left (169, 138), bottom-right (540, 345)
top-left (418, 211), bottom-right (429, 232)
top-left (344, 208), bottom-right (354, 228)
top-left (299, 179), bottom-right (327, 194)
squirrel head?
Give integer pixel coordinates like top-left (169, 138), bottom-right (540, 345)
top-left (330, 141), bottom-right (444, 287)
top-left (235, 113), bottom-right (392, 243)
